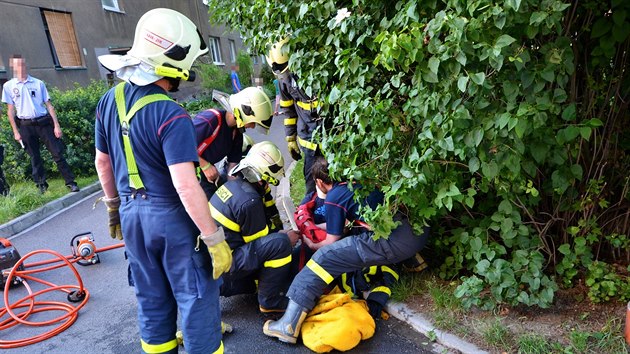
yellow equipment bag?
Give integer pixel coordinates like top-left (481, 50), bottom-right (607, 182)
top-left (300, 289), bottom-right (376, 353)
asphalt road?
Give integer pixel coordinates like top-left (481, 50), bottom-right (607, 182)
top-left (2, 113), bottom-right (435, 353)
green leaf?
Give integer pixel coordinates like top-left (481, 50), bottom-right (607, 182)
top-left (506, 0), bottom-right (522, 12)
top-left (586, 118), bottom-right (603, 127)
top-left (561, 104), bottom-right (576, 121)
top-left (328, 87), bottom-right (341, 103)
top-left (530, 143), bottom-right (548, 163)
top-left (471, 237), bottom-right (482, 252)
top-left (570, 164), bottom-right (583, 180)
top-left (482, 161), bottom-right (499, 179)
top-left (591, 18), bottom-right (611, 38)
top-left (469, 157), bottom-right (480, 173)
top-left (530, 11), bottom-right (548, 25)
top-left (495, 34), bottom-right (516, 49)
top-left (498, 200), bottom-right (513, 214)
top-left (558, 244), bottom-right (572, 255)
top-left (476, 259), bottom-right (491, 274)
top-left (471, 72), bottom-right (486, 85)
top-left (457, 76), bottom-right (469, 92)
top-left (613, 9), bottom-right (626, 26)
top-left (579, 127), bottom-right (592, 140)
top-left (428, 56), bottom-right (440, 75)
top-left (299, 3), bottom-right (309, 19)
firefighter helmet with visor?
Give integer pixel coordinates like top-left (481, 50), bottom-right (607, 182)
top-left (230, 141), bottom-right (284, 186)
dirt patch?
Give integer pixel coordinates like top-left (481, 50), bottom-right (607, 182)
top-left (402, 280), bottom-right (628, 353)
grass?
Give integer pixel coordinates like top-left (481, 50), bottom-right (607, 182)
top-left (289, 159), bottom-right (305, 205)
top-left (0, 176), bottom-right (98, 224)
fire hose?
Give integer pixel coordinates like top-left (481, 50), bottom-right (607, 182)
top-left (0, 233), bottom-right (124, 349)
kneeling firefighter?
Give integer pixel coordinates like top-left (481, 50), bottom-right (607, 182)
top-left (209, 141), bottom-right (298, 313)
top-left (95, 8), bottom-right (230, 354)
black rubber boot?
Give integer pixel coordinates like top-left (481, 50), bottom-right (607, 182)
top-left (263, 300), bottom-right (308, 344)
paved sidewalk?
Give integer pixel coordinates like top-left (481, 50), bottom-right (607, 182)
top-left (276, 161), bottom-right (488, 354)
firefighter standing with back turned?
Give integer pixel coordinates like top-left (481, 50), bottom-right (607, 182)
top-left (94, 8), bottom-right (230, 354)
top-left (267, 38), bottom-right (323, 197)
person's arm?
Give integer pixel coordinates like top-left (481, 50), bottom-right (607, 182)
top-left (169, 161), bottom-right (218, 236)
top-left (95, 150), bottom-right (118, 198)
top-left (45, 101), bottom-right (62, 138)
top-left (303, 232), bottom-right (340, 250)
top-left (5, 104), bottom-right (21, 142)
top-left (199, 156), bottom-right (220, 183)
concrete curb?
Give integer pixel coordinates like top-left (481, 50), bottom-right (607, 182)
top-left (0, 181), bottom-right (102, 237)
top-left (276, 161), bottom-right (488, 354)
top-left (386, 302), bottom-right (489, 354)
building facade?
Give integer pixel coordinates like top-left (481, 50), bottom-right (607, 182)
top-left (0, 0), bottom-right (246, 98)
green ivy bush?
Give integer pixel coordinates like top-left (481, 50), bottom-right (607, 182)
top-left (1, 80), bottom-right (108, 182)
top-left (204, 0), bottom-right (630, 308)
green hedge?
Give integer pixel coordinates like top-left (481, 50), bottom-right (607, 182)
top-left (1, 80), bottom-right (109, 182)
top-left (207, 0), bottom-right (630, 308)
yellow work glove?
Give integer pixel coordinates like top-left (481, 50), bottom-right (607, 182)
top-left (94, 196), bottom-right (123, 240)
top-left (200, 227), bottom-right (233, 279)
top-left (287, 136), bottom-right (302, 161)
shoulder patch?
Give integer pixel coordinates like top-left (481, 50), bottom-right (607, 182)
top-left (216, 185), bottom-right (233, 203)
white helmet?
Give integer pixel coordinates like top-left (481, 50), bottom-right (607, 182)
top-left (230, 141), bottom-right (284, 186)
top-left (98, 8), bottom-right (208, 85)
top-left (228, 87), bottom-right (273, 132)
top-left (242, 134), bottom-right (254, 155)
top-left (266, 38), bottom-right (290, 74)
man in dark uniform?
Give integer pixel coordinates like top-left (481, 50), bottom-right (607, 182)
top-left (264, 157), bottom-right (429, 344)
top-left (95, 9), bottom-right (231, 354)
top-left (210, 141), bottom-right (299, 313)
top-left (267, 38), bottom-right (323, 197)
top-left (194, 86), bottom-right (273, 199)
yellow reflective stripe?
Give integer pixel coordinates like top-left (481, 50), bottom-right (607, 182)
top-left (306, 259), bottom-right (334, 284)
top-left (341, 273), bottom-right (354, 296)
top-left (367, 266), bottom-right (378, 276)
top-left (296, 100), bottom-right (319, 110)
top-left (264, 199), bottom-right (275, 207)
top-left (280, 99), bottom-right (294, 107)
top-left (264, 254), bottom-right (291, 268)
top-left (297, 136), bottom-right (318, 151)
top-left (284, 118), bottom-right (297, 126)
top-left (243, 225), bottom-right (269, 243)
top-left (381, 265), bottom-right (399, 281)
top-left (141, 339), bottom-right (178, 353)
top-left (209, 204), bottom-right (240, 232)
top-left (371, 286), bottom-right (391, 296)
top-left (213, 341), bottom-right (224, 354)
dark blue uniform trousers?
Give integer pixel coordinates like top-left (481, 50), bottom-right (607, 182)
top-left (220, 233), bottom-right (292, 310)
top-left (121, 196), bottom-right (222, 354)
top-left (287, 216), bottom-right (428, 310)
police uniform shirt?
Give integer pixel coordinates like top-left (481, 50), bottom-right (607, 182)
top-left (209, 178), bottom-right (269, 249)
top-left (95, 83), bottom-right (198, 197)
top-left (193, 109), bottom-right (243, 165)
top-left (1, 75), bottom-right (50, 119)
top-left (324, 183), bottom-right (384, 237)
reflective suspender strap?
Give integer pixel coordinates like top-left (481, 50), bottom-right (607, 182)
top-left (114, 82), bottom-right (172, 191)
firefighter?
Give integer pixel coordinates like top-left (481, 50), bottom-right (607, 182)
top-left (266, 38), bottom-right (323, 197)
top-left (194, 87), bottom-right (272, 199)
top-left (95, 8), bottom-right (230, 354)
top-left (264, 157), bottom-right (429, 344)
top-left (209, 141), bottom-right (299, 313)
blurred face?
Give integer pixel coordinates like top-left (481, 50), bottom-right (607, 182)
top-left (10, 57), bottom-right (27, 79)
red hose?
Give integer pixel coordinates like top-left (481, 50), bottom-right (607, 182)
top-left (0, 243), bottom-right (124, 349)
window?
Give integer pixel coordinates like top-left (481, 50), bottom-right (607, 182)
top-left (229, 40), bottom-right (237, 63)
top-left (101, 0), bottom-right (122, 12)
top-left (41, 10), bottom-right (83, 68)
top-left (209, 37), bottom-right (223, 65)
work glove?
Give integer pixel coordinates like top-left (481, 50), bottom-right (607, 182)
top-left (200, 227), bottom-right (233, 279)
top-left (269, 213), bottom-right (283, 231)
top-left (94, 196), bottom-right (123, 240)
top-left (367, 300), bottom-right (384, 320)
top-left (286, 136), bottom-right (302, 161)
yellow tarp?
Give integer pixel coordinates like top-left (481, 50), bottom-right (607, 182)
top-left (300, 290), bottom-right (376, 353)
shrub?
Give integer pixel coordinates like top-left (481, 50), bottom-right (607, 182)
top-left (210, 0), bottom-right (630, 308)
